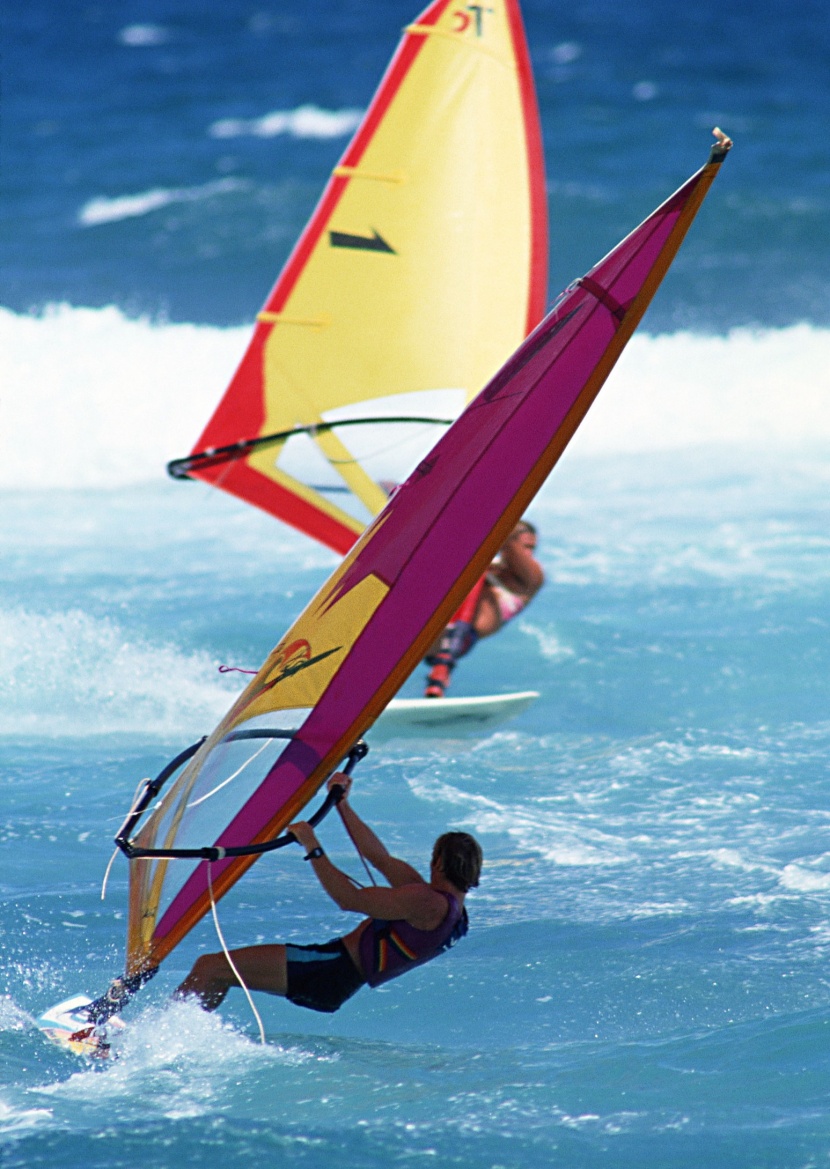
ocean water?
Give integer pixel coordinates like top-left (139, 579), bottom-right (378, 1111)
top-left (3, 0), bottom-right (830, 1166)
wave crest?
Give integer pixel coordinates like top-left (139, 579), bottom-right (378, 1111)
top-left (2, 305), bottom-right (830, 490)
top-left (209, 105), bottom-right (363, 140)
top-left (79, 178), bottom-right (246, 226)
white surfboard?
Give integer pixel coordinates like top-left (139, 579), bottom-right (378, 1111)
top-left (36, 994), bottom-right (124, 1059)
top-left (370, 691), bottom-right (539, 741)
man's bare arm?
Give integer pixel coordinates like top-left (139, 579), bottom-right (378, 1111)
top-left (329, 774), bottom-right (423, 887)
top-left (316, 865), bottom-right (443, 925)
top-left (499, 532), bottom-right (544, 595)
top-left (288, 819), bottom-right (445, 929)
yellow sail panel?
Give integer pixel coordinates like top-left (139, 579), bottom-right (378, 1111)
top-left (185, 0), bottom-right (548, 553)
top-left (125, 553), bottom-right (390, 969)
top-left (264, 4), bottom-right (540, 409)
top-left (228, 563), bottom-right (390, 725)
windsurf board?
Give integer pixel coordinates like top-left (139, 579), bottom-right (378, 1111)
top-left (370, 691), bottom-right (539, 740)
top-left (36, 995), bottom-right (124, 1059)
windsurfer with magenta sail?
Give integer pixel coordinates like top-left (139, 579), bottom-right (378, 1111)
top-left (39, 130), bottom-right (731, 1056)
top-left (174, 773), bottom-right (482, 1014)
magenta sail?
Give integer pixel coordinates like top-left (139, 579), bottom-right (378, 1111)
top-left (131, 135), bottom-right (731, 971)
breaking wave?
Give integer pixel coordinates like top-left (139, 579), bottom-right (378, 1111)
top-left (2, 304), bottom-right (830, 490)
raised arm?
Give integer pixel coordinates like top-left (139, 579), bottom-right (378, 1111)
top-left (328, 773), bottom-right (424, 887)
top-left (288, 817), bottom-right (447, 930)
top-left (496, 526), bottom-right (544, 596)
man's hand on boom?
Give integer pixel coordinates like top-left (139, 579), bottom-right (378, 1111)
top-left (287, 775), bottom-right (449, 931)
top-left (288, 819), bottom-right (320, 854)
top-left (328, 772), bottom-right (352, 800)
top-left (288, 773), bottom-right (353, 854)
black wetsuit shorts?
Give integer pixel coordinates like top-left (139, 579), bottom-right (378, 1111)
top-left (285, 939), bottom-right (366, 1013)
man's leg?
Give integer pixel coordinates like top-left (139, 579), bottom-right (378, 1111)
top-left (174, 944), bottom-right (287, 1010)
top-left (424, 622), bottom-right (478, 697)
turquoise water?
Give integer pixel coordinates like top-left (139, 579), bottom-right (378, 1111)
top-left (3, 448), bottom-right (830, 1165)
top-left (4, 0), bottom-right (830, 1161)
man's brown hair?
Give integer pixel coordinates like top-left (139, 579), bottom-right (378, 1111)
top-left (431, 832), bottom-right (483, 892)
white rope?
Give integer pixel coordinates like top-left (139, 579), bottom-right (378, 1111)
top-left (337, 804), bottom-right (377, 886)
top-left (186, 737), bottom-right (271, 809)
top-left (100, 848), bottom-right (118, 901)
top-left (206, 861), bottom-right (265, 1046)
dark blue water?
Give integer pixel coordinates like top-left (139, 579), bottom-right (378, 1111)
top-left (3, 2), bottom-right (830, 1166)
top-left (3, 0), bottom-right (829, 328)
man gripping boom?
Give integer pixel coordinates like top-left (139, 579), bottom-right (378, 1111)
top-left (175, 773), bottom-right (482, 1013)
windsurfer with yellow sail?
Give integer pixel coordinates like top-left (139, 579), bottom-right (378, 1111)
top-left (164, 0), bottom-right (551, 721)
top-left (424, 520), bottom-right (545, 697)
top-left (174, 773), bottom-right (482, 1013)
top-left (171, 0), bottom-right (549, 560)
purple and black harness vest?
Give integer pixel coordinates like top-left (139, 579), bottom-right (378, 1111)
top-left (358, 891), bottom-right (468, 988)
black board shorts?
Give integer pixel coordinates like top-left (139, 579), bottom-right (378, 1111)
top-left (285, 939), bottom-right (366, 1013)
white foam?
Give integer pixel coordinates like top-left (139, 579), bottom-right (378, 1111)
top-left (778, 864), bottom-right (830, 893)
top-left (118, 24), bottom-right (168, 47)
top-left (0, 996), bottom-right (30, 1032)
top-left (209, 104), bottom-right (363, 140)
top-left (0, 304), bottom-right (248, 488)
top-left (79, 177), bottom-right (246, 226)
top-left (0, 607), bottom-right (241, 737)
top-left (517, 620), bottom-right (575, 660)
top-left (550, 42), bottom-right (582, 65)
top-left (2, 306), bottom-right (829, 492)
top-left (408, 773), bottom-right (630, 866)
top-left (0, 1099), bottom-right (52, 1135)
top-left (36, 1002), bottom-right (313, 1113)
top-left (628, 900), bottom-right (690, 918)
top-left (572, 324), bottom-right (830, 455)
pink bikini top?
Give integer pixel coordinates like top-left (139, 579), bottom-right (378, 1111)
top-left (486, 574), bottom-right (528, 623)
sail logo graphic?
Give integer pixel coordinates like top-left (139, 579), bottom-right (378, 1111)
top-left (453, 5), bottom-right (494, 35)
top-left (267, 639), bottom-right (342, 686)
top-left (329, 228), bottom-right (396, 254)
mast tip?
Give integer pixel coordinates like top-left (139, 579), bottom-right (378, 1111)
top-left (710, 127), bottom-right (733, 159)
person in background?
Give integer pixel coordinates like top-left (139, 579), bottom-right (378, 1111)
top-left (424, 520), bottom-right (544, 698)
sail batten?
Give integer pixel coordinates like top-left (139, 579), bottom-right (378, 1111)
top-left (255, 312), bottom-right (330, 328)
